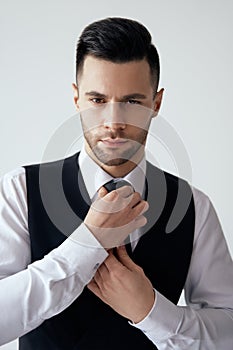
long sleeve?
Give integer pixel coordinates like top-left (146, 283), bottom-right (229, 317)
top-left (131, 187), bottom-right (233, 349)
top-left (0, 168), bottom-right (108, 345)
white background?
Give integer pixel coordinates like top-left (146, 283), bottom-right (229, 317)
top-left (0, 1), bottom-right (232, 349)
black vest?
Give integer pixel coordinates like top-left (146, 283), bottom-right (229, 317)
top-left (20, 152), bottom-right (195, 350)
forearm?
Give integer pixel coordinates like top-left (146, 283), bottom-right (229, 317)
top-left (131, 291), bottom-right (233, 349)
top-left (0, 224), bottom-right (108, 345)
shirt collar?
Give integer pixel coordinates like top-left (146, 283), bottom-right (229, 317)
top-left (79, 146), bottom-right (147, 201)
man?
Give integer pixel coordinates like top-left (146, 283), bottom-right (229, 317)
top-left (0, 17), bottom-right (232, 350)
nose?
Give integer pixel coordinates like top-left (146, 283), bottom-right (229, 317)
top-left (103, 103), bottom-right (126, 130)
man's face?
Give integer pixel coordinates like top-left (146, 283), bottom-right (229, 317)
top-left (73, 56), bottom-right (163, 168)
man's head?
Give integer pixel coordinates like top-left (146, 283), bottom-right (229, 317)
top-left (72, 17), bottom-right (164, 176)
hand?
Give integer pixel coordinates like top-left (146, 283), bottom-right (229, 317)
top-left (84, 186), bottom-right (149, 249)
top-left (87, 245), bottom-right (155, 324)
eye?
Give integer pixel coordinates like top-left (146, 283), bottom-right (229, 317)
top-left (127, 99), bottom-right (141, 105)
top-left (89, 98), bottom-right (105, 104)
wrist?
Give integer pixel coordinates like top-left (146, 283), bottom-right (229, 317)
top-left (131, 289), bottom-right (156, 324)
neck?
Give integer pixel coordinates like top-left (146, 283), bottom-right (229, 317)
top-left (85, 143), bottom-right (145, 178)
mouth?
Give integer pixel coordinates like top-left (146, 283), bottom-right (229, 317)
top-left (100, 138), bottom-right (129, 148)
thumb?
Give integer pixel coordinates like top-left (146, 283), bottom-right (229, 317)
top-left (116, 245), bottom-right (137, 270)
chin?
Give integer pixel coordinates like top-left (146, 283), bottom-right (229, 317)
top-left (102, 158), bottom-right (129, 166)
top-left (89, 143), bottom-right (143, 167)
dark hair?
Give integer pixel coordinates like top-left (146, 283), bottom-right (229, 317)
top-left (76, 17), bottom-right (160, 95)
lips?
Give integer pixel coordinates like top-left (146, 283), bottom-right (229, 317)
top-left (100, 138), bottom-right (128, 147)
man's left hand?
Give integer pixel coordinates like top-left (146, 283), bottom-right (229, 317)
top-left (87, 245), bottom-right (155, 324)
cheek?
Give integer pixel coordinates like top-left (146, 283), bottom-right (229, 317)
top-left (83, 126), bottom-right (101, 142)
top-left (80, 109), bottom-right (106, 131)
top-left (128, 126), bottom-right (148, 139)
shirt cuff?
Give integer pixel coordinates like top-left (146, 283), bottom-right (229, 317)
top-left (49, 223), bottom-right (108, 283)
top-left (130, 290), bottom-right (184, 342)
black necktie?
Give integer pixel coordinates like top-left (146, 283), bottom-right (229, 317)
top-left (103, 179), bottom-right (133, 255)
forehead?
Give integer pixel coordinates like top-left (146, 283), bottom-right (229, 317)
top-left (78, 55), bottom-right (153, 97)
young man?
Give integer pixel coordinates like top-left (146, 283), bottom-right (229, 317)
top-left (0, 17), bottom-right (232, 349)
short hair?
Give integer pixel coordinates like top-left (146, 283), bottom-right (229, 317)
top-left (75, 17), bottom-right (160, 96)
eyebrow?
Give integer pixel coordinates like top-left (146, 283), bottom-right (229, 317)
top-left (85, 91), bottom-right (147, 99)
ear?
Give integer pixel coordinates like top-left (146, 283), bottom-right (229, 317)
top-left (72, 83), bottom-right (79, 110)
top-left (152, 88), bottom-right (164, 118)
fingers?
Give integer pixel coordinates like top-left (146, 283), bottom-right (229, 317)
top-left (99, 185), bottom-right (133, 200)
top-left (85, 184), bottom-right (149, 249)
top-left (129, 191), bottom-right (141, 208)
top-left (133, 200), bottom-right (149, 216)
top-left (96, 190), bottom-right (148, 223)
top-left (102, 186), bottom-right (134, 205)
top-left (134, 215), bottom-right (147, 228)
top-left (98, 186), bottom-right (108, 198)
top-left (125, 192), bottom-right (149, 215)
top-left (97, 186), bottom-right (147, 212)
top-left (140, 201), bottom-right (149, 215)
top-left (101, 190), bottom-right (119, 202)
top-left (116, 185), bottom-right (134, 198)
top-left (96, 261), bottom-right (109, 279)
top-left (116, 246), bottom-right (139, 270)
top-left (94, 247), bottom-right (140, 278)
top-left (101, 251), bottom-right (124, 271)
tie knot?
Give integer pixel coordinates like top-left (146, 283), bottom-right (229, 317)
top-left (103, 179), bottom-right (134, 193)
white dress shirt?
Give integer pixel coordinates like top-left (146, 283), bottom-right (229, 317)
top-left (0, 149), bottom-right (232, 349)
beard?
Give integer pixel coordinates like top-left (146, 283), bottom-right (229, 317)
top-left (81, 123), bottom-right (148, 166)
top-left (89, 139), bottom-right (145, 166)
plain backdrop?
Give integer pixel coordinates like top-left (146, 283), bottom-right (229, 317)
top-left (0, 1), bottom-right (232, 349)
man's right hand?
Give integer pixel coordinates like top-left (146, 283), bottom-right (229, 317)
top-left (84, 186), bottom-right (149, 249)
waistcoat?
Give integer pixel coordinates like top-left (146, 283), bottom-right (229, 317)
top-left (20, 152), bottom-right (195, 350)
